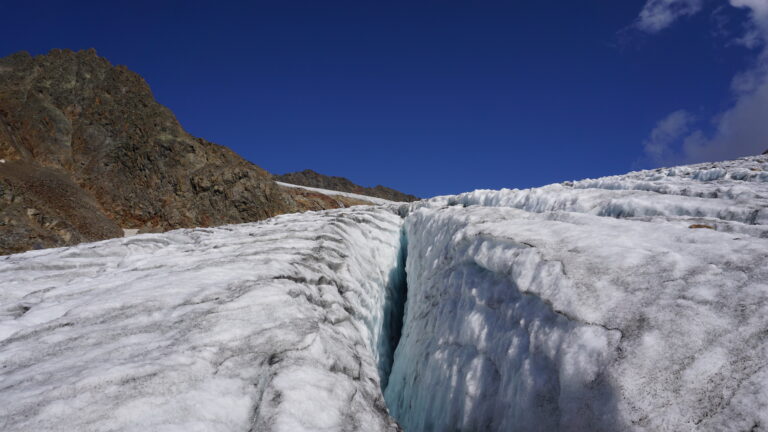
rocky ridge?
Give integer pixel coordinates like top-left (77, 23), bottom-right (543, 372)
top-left (0, 49), bottom-right (413, 255)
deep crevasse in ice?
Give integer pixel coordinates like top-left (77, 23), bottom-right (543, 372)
top-left (1, 154), bottom-right (768, 431)
top-left (385, 208), bottom-right (623, 431)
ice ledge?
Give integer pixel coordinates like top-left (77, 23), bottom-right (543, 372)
top-left (384, 205), bottom-right (768, 431)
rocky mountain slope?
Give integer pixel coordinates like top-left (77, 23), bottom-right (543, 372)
top-left (0, 49), bottom-right (397, 255)
top-left (276, 169), bottom-right (419, 202)
top-left (1, 154), bottom-right (766, 431)
top-left (0, 49), bottom-right (295, 253)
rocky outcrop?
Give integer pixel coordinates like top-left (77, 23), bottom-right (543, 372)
top-left (0, 49), bottom-right (301, 254)
top-left (276, 169), bottom-right (419, 202)
top-left (0, 160), bottom-right (123, 254)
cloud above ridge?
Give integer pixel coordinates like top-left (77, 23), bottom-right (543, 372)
top-left (637, 0), bottom-right (768, 164)
top-left (635, 0), bottom-right (704, 33)
top-left (643, 110), bottom-right (697, 163)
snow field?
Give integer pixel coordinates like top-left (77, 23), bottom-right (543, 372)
top-left (275, 182), bottom-right (397, 205)
top-left (0, 208), bottom-right (405, 432)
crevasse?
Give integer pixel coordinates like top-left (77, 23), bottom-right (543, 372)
top-left (383, 208), bottom-right (622, 431)
top-left (376, 227), bottom-right (408, 391)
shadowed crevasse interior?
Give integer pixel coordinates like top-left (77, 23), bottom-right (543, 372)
top-left (377, 227), bottom-right (409, 392)
top-left (381, 209), bottom-right (624, 431)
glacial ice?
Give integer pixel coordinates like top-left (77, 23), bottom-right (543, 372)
top-left (385, 155), bottom-right (768, 431)
top-left (385, 205), bottom-right (768, 431)
top-left (0, 208), bottom-right (404, 432)
top-left (1, 155), bottom-right (767, 431)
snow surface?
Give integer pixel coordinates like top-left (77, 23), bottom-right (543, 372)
top-left (0, 208), bottom-right (404, 432)
top-left (122, 228), bottom-right (140, 237)
top-left (1, 155), bottom-right (767, 431)
top-left (275, 181), bottom-right (397, 205)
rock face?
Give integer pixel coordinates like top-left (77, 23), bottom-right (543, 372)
top-left (0, 49), bottom-right (298, 254)
top-left (0, 160), bottom-right (122, 255)
top-left (276, 169), bottom-right (419, 202)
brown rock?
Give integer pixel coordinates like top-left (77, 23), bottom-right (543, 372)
top-left (689, 224), bottom-right (715, 230)
top-left (0, 160), bottom-right (122, 254)
top-left (0, 49), bottom-right (297, 254)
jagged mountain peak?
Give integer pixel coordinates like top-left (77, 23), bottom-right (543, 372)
top-left (0, 49), bottom-right (373, 254)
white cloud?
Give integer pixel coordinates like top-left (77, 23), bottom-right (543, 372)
top-left (640, 0), bottom-right (768, 164)
top-left (635, 0), bottom-right (704, 33)
top-left (731, 0), bottom-right (768, 25)
top-left (644, 110), bottom-right (697, 162)
top-left (731, 0), bottom-right (768, 47)
top-left (682, 72), bottom-right (768, 161)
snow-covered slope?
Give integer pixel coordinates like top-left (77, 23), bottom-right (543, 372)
top-left (1, 155), bottom-right (767, 431)
top-left (276, 181), bottom-right (397, 205)
top-left (0, 208), bottom-right (404, 432)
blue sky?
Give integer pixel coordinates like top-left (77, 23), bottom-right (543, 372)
top-left (2, 1), bottom-right (766, 197)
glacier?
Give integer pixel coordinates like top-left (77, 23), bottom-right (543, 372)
top-left (1, 155), bottom-right (768, 431)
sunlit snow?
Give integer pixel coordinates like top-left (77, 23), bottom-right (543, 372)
top-left (0, 208), bottom-right (404, 432)
top-left (385, 155), bottom-right (768, 431)
top-left (275, 182), bottom-right (397, 205)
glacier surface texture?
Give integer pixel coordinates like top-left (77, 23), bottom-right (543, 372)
top-left (2, 155), bottom-right (768, 431)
